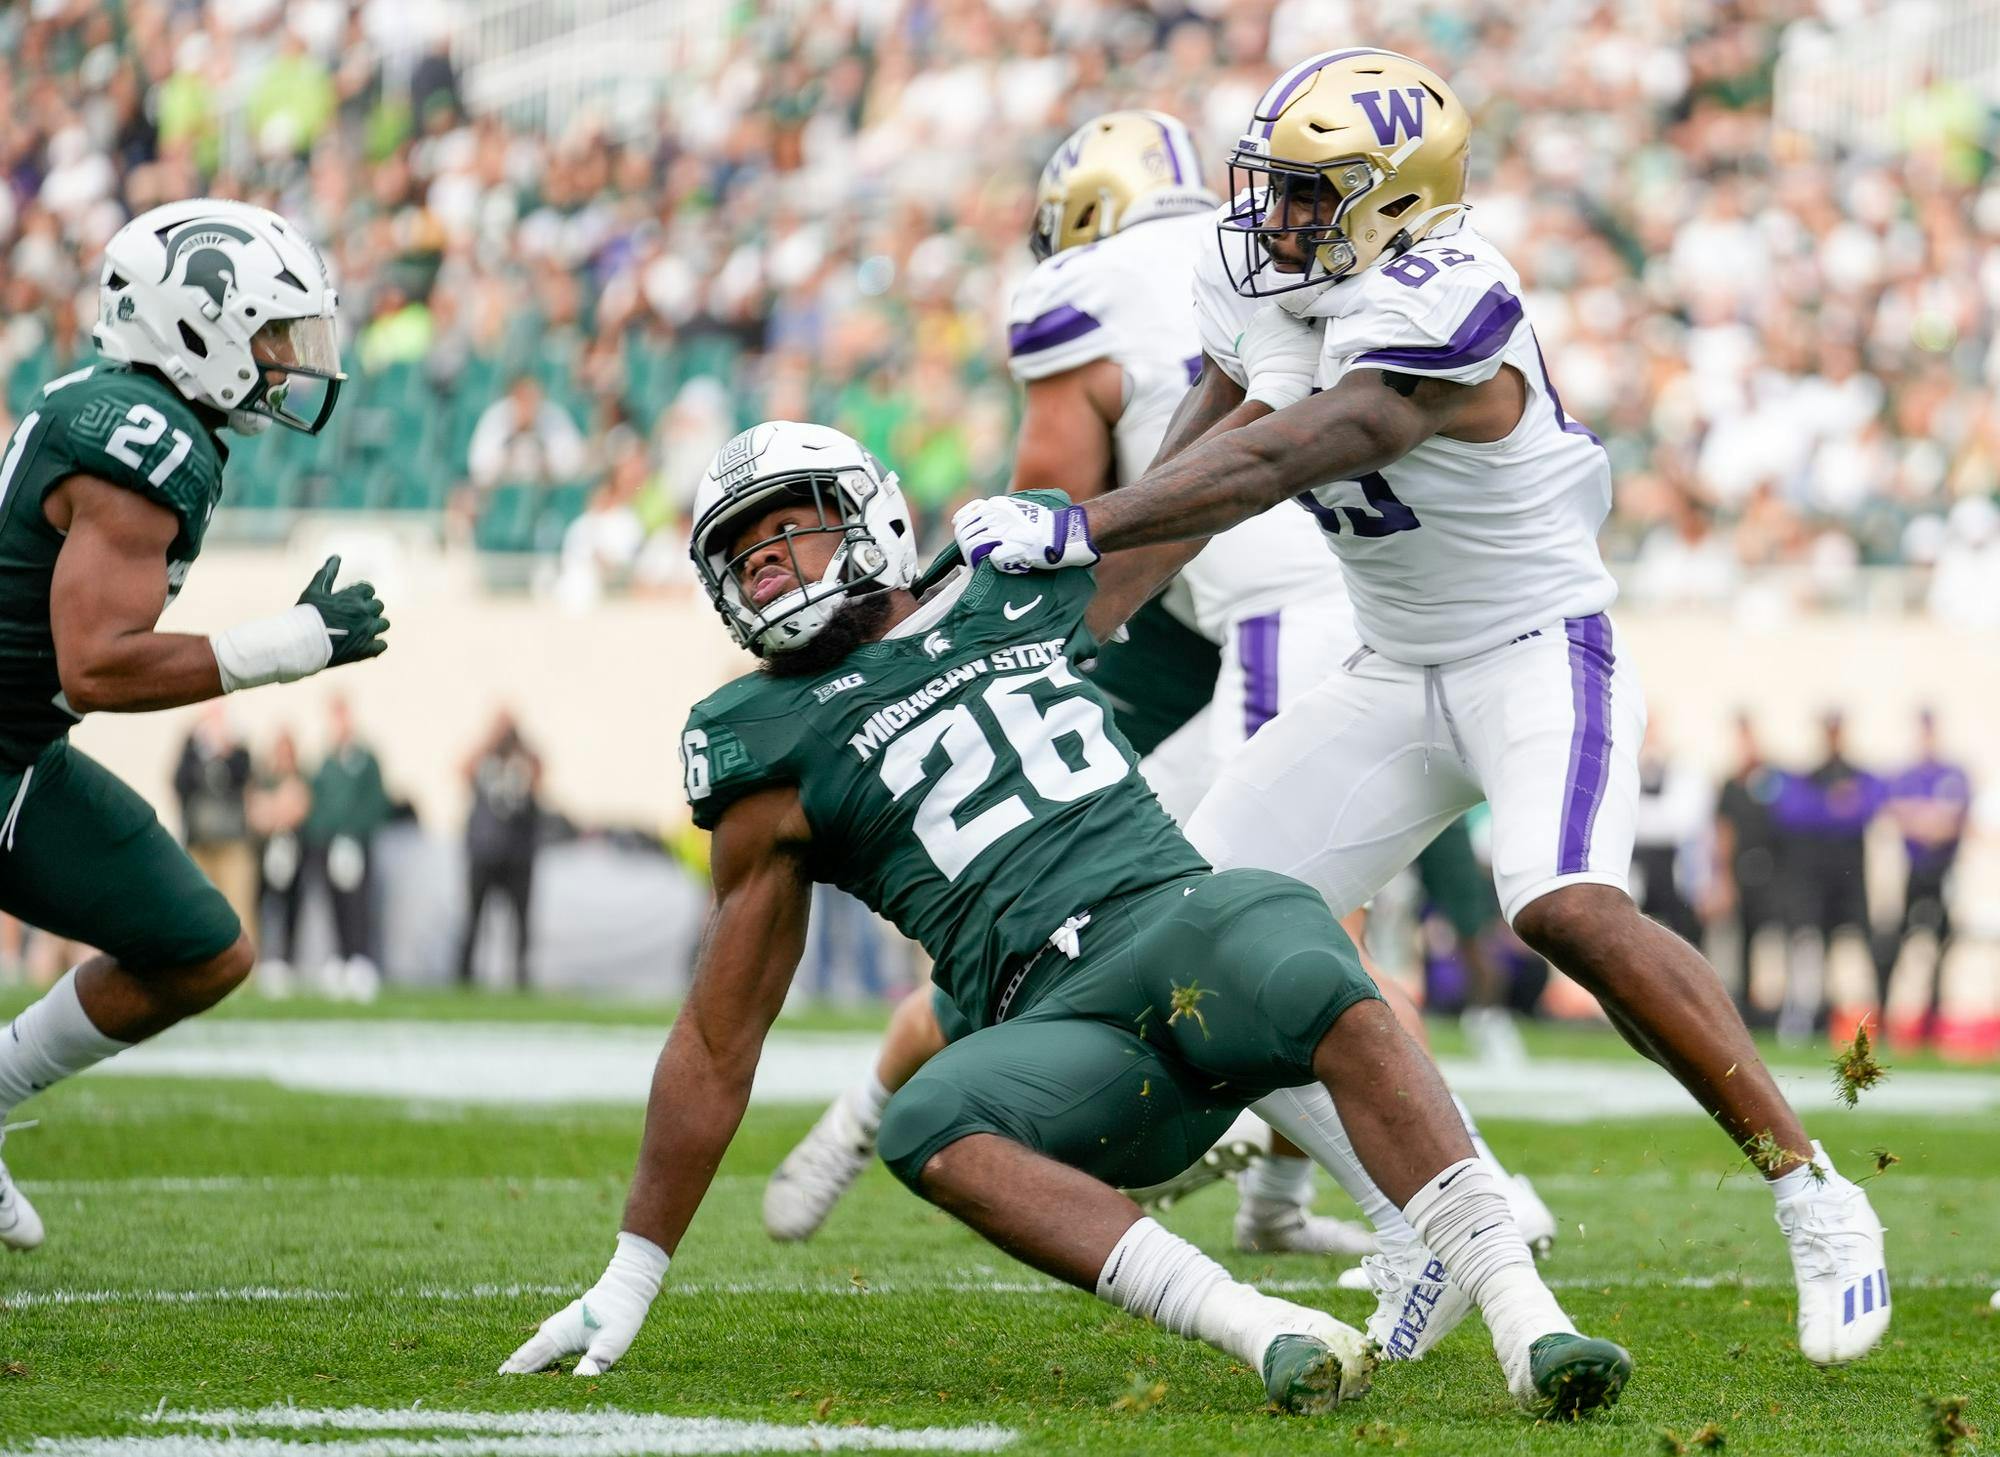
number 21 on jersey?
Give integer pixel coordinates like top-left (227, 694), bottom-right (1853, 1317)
top-left (881, 660), bottom-right (1127, 880)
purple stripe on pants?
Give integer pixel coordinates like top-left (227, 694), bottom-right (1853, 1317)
top-left (1238, 612), bottom-right (1282, 740)
top-left (1558, 614), bottom-right (1615, 875)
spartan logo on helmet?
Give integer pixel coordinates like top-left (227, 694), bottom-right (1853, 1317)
top-left (159, 220), bottom-right (257, 320)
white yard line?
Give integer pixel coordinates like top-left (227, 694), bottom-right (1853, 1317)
top-left (71, 1019), bottom-right (2000, 1119)
top-left (15, 1406), bottom-right (1018, 1457)
top-left (7, 1272), bottom-right (1991, 1310)
top-left (22, 1170), bottom-right (1992, 1198)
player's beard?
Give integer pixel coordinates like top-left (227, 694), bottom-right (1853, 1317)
top-left (760, 592), bottom-right (892, 679)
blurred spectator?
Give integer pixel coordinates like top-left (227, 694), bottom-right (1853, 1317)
top-left (247, 729), bottom-right (312, 995)
top-left (1882, 709), bottom-right (1973, 1039)
top-left (173, 704), bottom-right (257, 948)
top-left (0, 0), bottom-right (1998, 598)
top-left (1630, 717), bottom-right (1710, 949)
top-left (805, 886), bottom-right (894, 1002)
top-left (456, 709), bottom-right (543, 991)
top-left (1414, 817), bottom-right (1524, 1067)
top-left (305, 697), bottom-right (393, 999)
top-left (466, 374), bottom-right (586, 491)
top-left (1770, 711), bottom-right (1886, 1041)
top-left (1712, 712), bottom-right (1787, 1021)
top-left (553, 443), bottom-right (650, 611)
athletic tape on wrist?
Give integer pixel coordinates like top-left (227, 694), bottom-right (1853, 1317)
top-left (210, 604), bottom-right (332, 692)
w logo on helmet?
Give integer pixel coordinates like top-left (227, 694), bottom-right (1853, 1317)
top-left (1351, 88), bottom-right (1426, 146)
top-left (160, 220), bottom-right (256, 319)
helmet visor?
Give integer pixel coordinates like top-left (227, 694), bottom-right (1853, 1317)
top-left (246, 315), bottom-right (344, 434)
top-left (1218, 153), bottom-right (1375, 298)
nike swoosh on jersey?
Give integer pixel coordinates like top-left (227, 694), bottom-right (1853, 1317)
top-left (1002, 596), bottom-right (1043, 621)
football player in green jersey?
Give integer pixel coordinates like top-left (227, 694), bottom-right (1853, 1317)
top-left (0, 200), bottom-right (390, 1252)
top-left (502, 422), bottom-right (1628, 1417)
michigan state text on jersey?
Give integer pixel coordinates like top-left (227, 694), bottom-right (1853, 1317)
top-left (0, 199), bottom-right (390, 1257)
top-left (502, 419), bottom-right (1630, 1420)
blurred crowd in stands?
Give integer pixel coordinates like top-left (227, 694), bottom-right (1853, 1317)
top-left (3, 0), bottom-right (2000, 615)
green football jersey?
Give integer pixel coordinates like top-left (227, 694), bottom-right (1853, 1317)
top-left (0, 363), bottom-right (228, 767)
top-left (681, 560), bottom-right (1209, 1031)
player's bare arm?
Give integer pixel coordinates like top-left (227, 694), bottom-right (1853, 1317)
top-left (1010, 360), bottom-right (1123, 499)
top-left (619, 784), bottom-right (814, 1253)
top-left (1083, 366), bottom-right (1516, 553)
top-left (1080, 356), bottom-right (1271, 642)
top-left (47, 475), bottom-right (226, 713)
top-left (502, 782), bottom-right (813, 1376)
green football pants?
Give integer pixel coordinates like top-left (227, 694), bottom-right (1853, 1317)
top-left (0, 740), bottom-right (242, 969)
top-left (879, 868), bottom-right (1380, 1192)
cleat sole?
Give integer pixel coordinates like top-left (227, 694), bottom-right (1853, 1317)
top-left (1529, 1335), bottom-right (1630, 1420)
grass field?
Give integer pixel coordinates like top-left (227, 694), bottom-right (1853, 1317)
top-left (1, 1000), bottom-right (1995, 1456)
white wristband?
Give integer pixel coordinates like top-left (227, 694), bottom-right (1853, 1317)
top-left (1245, 375), bottom-right (1315, 412)
top-left (210, 604), bottom-right (332, 693)
top-left (603, 1230), bottom-right (670, 1302)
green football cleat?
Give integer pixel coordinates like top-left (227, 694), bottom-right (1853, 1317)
top-left (1260, 1330), bottom-right (1376, 1414)
top-left (1526, 1333), bottom-right (1631, 1420)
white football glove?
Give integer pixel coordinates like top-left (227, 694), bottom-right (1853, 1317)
top-left (499, 1232), bottom-right (668, 1377)
top-left (1239, 304), bottom-right (1324, 412)
top-left (952, 495), bottom-right (1099, 575)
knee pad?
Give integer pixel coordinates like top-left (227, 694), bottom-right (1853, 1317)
top-left (876, 1074), bottom-right (1003, 1194)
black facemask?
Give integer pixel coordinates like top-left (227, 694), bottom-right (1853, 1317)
top-left (760, 592), bottom-right (893, 679)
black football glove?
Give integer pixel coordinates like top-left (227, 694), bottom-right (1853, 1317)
top-left (298, 554), bottom-right (391, 666)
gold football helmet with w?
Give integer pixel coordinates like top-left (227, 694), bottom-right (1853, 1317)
top-left (1029, 110), bottom-right (1219, 261)
top-left (1221, 49), bottom-right (1470, 302)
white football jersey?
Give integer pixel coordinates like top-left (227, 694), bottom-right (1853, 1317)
top-left (1007, 211), bottom-right (1342, 641)
top-left (1194, 212), bottom-right (1617, 665)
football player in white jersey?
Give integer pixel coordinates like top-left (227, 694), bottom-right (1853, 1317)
top-left (953, 50), bottom-right (1891, 1371)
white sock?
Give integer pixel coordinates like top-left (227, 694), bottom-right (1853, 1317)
top-left (839, 1073), bottom-right (893, 1138)
top-left (0, 968), bottom-right (128, 1116)
top-left (1403, 1158), bottom-right (1574, 1375)
top-left (1241, 1152), bottom-right (1316, 1207)
top-left (1096, 1216), bottom-right (1303, 1366)
top-left (1252, 1084), bottom-right (1420, 1254)
top-left (1451, 1094), bottom-right (1500, 1169)
top-left (1768, 1140), bottom-right (1831, 1202)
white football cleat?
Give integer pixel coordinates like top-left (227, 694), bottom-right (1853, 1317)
top-left (0, 1136), bottom-right (44, 1251)
top-left (1355, 1245), bottom-right (1473, 1360)
top-left (1234, 1195), bottom-right (1377, 1256)
top-left (1123, 1134), bottom-right (1263, 1211)
top-left (1506, 1173), bottom-right (1558, 1259)
top-left (762, 1097), bottom-right (874, 1242)
top-left (1776, 1145), bottom-right (1889, 1366)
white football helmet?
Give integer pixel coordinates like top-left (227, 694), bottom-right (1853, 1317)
top-left (93, 198), bottom-right (344, 435)
top-left (691, 421), bottom-right (920, 657)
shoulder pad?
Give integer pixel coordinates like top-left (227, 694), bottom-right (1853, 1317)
top-left (1006, 250), bottom-right (1115, 382)
top-left (1326, 248), bottom-right (1523, 386)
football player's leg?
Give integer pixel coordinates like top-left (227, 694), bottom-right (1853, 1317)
top-left (877, 1018), bottom-right (1373, 1413)
top-left (763, 983), bottom-right (954, 1241)
top-left (1118, 869), bottom-right (1625, 1412)
top-left (0, 746), bottom-right (249, 1249)
top-left (1183, 663), bottom-right (1495, 1285)
top-left (1463, 617), bottom-right (1886, 1365)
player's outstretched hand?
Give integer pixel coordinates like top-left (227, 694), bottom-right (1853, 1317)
top-left (499, 1233), bottom-right (668, 1376)
top-left (952, 495), bottom-right (1099, 575)
top-left (1241, 303), bottom-right (1323, 412)
top-left (297, 555), bottom-right (390, 666)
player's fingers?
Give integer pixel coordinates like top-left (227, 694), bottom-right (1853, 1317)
top-left (967, 541), bottom-right (997, 567)
top-left (573, 1353), bottom-right (606, 1377)
top-left (306, 555), bottom-right (340, 596)
top-left (498, 1332), bottom-right (565, 1375)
